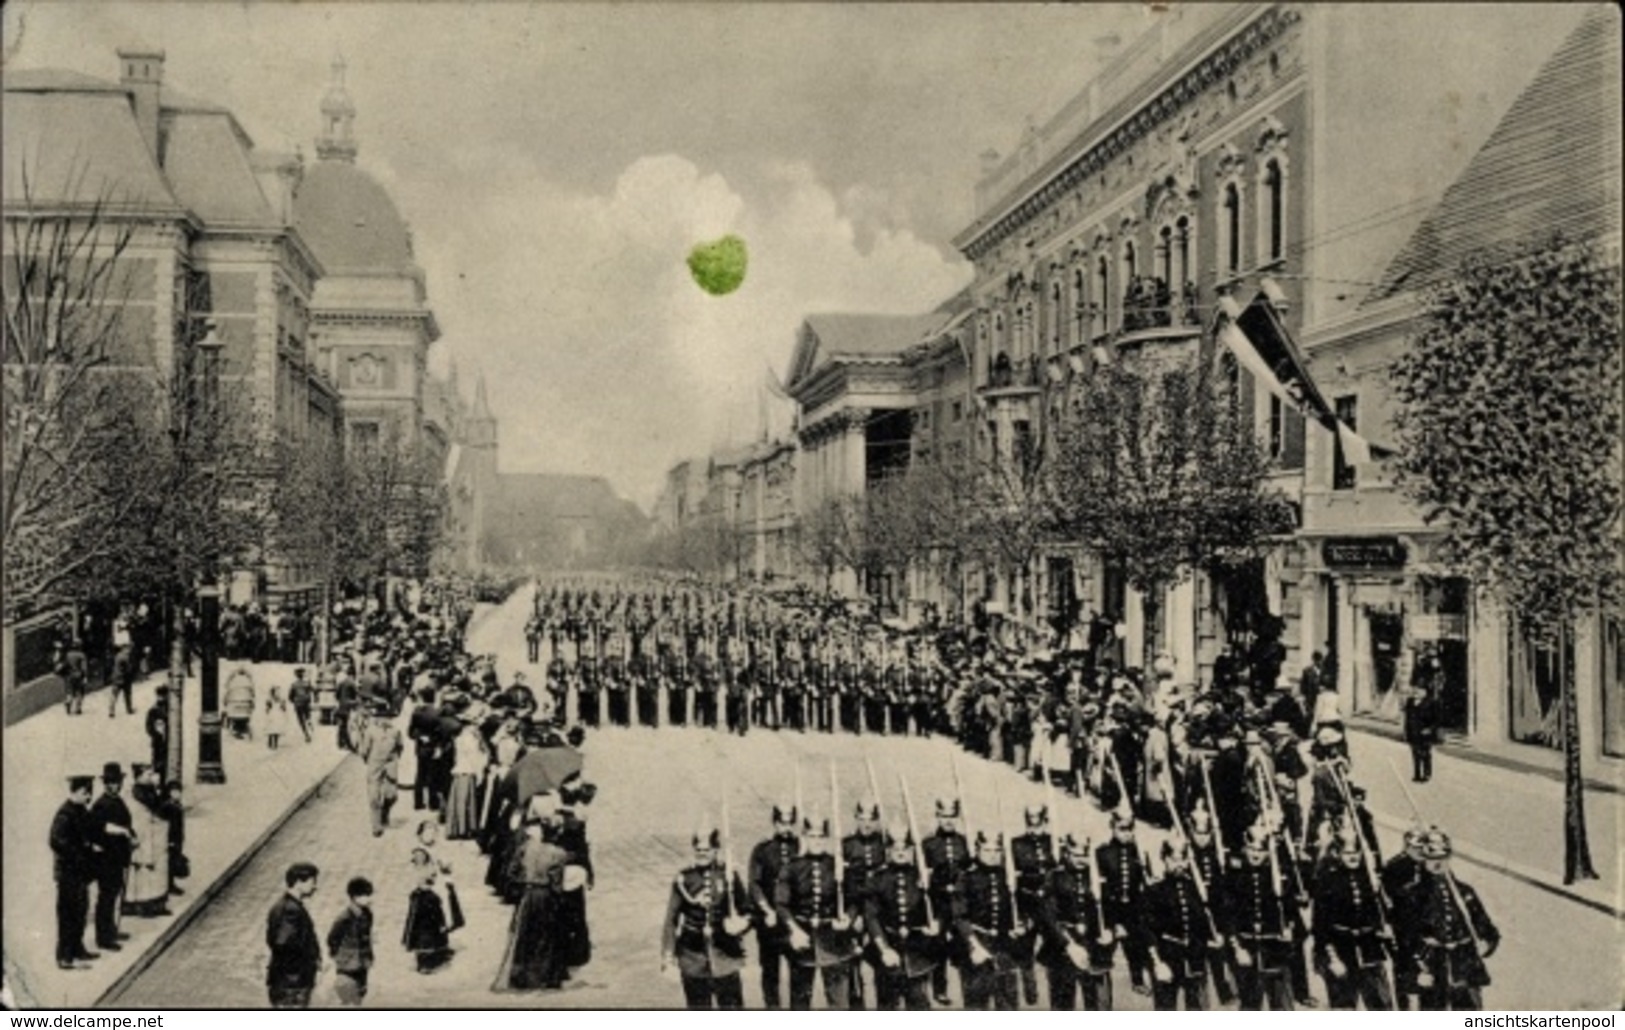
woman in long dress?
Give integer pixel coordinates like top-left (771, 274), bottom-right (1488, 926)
top-left (124, 764), bottom-right (171, 917)
top-left (491, 815), bottom-right (569, 992)
top-left (445, 713), bottom-right (489, 839)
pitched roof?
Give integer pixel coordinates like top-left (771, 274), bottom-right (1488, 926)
top-left (1, 91), bottom-right (183, 215)
top-left (788, 309), bottom-right (957, 388)
top-left (161, 111), bottom-right (273, 225)
top-left (1368, 9), bottom-right (1623, 301)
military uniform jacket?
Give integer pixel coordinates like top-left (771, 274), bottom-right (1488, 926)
top-left (50, 800), bottom-right (98, 884)
top-left (1145, 875), bottom-right (1215, 980)
top-left (662, 862), bottom-right (752, 979)
top-left (1219, 861), bottom-right (1300, 970)
top-left (1036, 865), bottom-right (1113, 973)
top-left (841, 832), bottom-right (887, 909)
top-left (774, 853), bottom-right (861, 967)
top-left (1190, 839), bottom-right (1225, 899)
top-left (748, 835), bottom-right (800, 928)
top-left (1011, 832), bottom-right (1055, 921)
top-left (1312, 864), bottom-right (1390, 971)
top-left (1094, 840), bottom-right (1147, 931)
top-left (864, 864), bottom-right (939, 979)
top-left (952, 865), bottom-right (1019, 965)
top-left (1414, 873), bottom-right (1497, 988)
top-left (922, 830), bottom-right (971, 910)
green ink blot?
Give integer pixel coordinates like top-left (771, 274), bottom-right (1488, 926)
top-left (687, 234), bottom-right (748, 296)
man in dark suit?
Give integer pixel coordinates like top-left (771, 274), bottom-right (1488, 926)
top-left (266, 862), bottom-right (322, 1008)
top-left (51, 775), bottom-right (100, 969)
top-left (89, 763), bottom-right (136, 951)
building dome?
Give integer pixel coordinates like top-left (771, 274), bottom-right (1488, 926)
top-left (293, 160), bottom-right (414, 274)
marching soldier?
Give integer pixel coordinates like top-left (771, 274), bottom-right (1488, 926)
top-left (861, 651), bottom-right (887, 736)
top-left (886, 651), bottom-right (911, 735)
top-left (577, 646), bottom-right (601, 728)
top-left (723, 643), bottom-right (749, 736)
top-left (1383, 826), bottom-right (1430, 1009)
top-left (781, 638), bottom-right (806, 733)
top-left (604, 647), bottom-right (630, 728)
top-left (837, 644), bottom-right (861, 735)
top-left (841, 796), bottom-right (887, 1008)
top-left (774, 810), bottom-right (860, 1009)
top-left (694, 645), bottom-right (719, 729)
top-left (865, 822), bottom-right (941, 1009)
top-left (661, 823), bottom-right (753, 1008)
top-left (633, 651), bottom-right (660, 728)
top-left (1146, 839), bottom-right (1218, 1011)
top-left (1220, 822), bottom-right (1305, 1011)
top-left (1413, 830), bottom-right (1498, 1011)
top-left (1187, 801), bottom-right (1238, 1003)
top-left (748, 803), bottom-right (801, 1008)
top-left (1312, 828), bottom-right (1395, 1010)
top-left (921, 797), bottom-right (971, 1006)
top-left (1035, 834), bottom-right (1115, 1010)
top-left (663, 647), bottom-right (689, 727)
top-left (1095, 810), bottom-right (1152, 994)
top-left (952, 831), bottom-right (1023, 1010)
top-left (1010, 803), bottom-right (1055, 1006)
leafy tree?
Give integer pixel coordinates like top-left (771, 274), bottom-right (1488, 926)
top-left (1390, 233), bottom-right (1621, 884)
top-left (1051, 349), bottom-right (1288, 658)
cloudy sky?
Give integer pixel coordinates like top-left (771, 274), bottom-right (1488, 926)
top-left (4, 1), bottom-right (1154, 509)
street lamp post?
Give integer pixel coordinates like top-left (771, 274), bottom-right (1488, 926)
top-left (194, 323), bottom-right (226, 784)
top-left (196, 583), bottom-right (225, 783)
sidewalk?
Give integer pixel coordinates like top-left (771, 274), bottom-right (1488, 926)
top-left (3, 660), bottom-right (350, 1009)
top-left (1347, 728), bottom-right (1624, 916)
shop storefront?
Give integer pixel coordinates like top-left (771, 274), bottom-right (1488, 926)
top-left (1304, 535), bottom-right (1471, 733)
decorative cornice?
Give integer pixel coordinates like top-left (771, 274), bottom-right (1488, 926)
top-left (959, 4), bottom-right (1299, 262)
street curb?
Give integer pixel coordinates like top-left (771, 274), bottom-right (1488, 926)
top-left (94, 752), bottom-right (354, 1008)
top-left (1367, 808), bottom-right (1622, 920)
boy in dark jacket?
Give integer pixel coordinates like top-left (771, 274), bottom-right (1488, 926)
top-left (328, 877), bottom-right (375, 1005)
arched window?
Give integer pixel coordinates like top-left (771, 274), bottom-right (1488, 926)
top-left (1096, 256), bottom-right (1110, 332)
top-left (1122, 240), bottom-right (1137, 287)
top-left (1159, 225), bottom-right (1174, 285)
top-left (1223, 183), bottom-right (1242, 274)
top-left (1073, 268), bottom-right (1086, 344)
top-left (1263, 159), bottom-right (1284, 262)
top-left (1050, 281), bottom-right (1062, 352)
top-left (1174, 216), bottom-right (1192, 288)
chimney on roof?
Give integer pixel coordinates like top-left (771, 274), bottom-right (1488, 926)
top-left (117, 47), bottom-right (166, 162)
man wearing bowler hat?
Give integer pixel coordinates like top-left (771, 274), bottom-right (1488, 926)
top-left (90, 762), bottom-right (137, 951)
top-left (50, 775), bottom-right (101, 969)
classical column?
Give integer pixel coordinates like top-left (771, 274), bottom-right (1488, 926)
top-left (843, 408), bottom-right (869, 496)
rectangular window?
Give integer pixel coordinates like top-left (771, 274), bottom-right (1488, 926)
top-left (952, 401), bottom-right (963, 423)
top-left (1269, 395), bottom-right (1285, 459)
top-left (1333, 395), bottom-right (1358, 489)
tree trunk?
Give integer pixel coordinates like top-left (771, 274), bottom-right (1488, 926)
top-left (1560, 621), bottom-right (1599, 883)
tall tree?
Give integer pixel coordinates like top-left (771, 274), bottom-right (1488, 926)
top-left (1390, 233), bottom-right (1621, 884)
top-left (1051, 350), bottom-right (1287, 657)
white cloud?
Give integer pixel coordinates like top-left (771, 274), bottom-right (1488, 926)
top-left (408, 153), bottom-right (971, 510)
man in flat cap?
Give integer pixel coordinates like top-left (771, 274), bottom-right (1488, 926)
top-left (51, 775), bottom-right (100, 969)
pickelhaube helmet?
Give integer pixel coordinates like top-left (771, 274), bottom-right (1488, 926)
top-left (854, 797), bottom-right (881, 821)
top-left (1403, 824), bottom-right (1428, 853)
top-left (1243, 821), bottom-right (1272, 852)
top-left (1189, 799), bottom-right (1214, 835)
top-left (772, 802), bottom-right (798, 826)
top-left (1110, 808), bottom-right (1136, 831)
top-left (1023, 803), bottom-right (1049, 828)
top-left (801, 811), bottom-right (832, 839)
top-left (692, 822), bottom-right (721, 851)
top-left (934, 797), bottom-right (962, 819)
top-left (1161, 838), bottom-right (1191, 863)
top-left (1421, 828), bottom-right (1452, 860)
top-left (974, 830), bottom-right (1004, 850)
top-left (1060, 833), bottom-right (1090, 858)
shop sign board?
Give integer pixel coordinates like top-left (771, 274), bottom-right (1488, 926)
top-left (1322, 536), bottom-right (1407, 570)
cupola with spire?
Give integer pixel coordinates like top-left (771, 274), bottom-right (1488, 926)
top-left (316, 55), bottom-right (357, 163)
